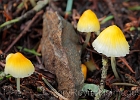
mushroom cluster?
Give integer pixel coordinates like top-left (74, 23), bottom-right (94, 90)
top-left (4, 52), bottom-right (35, 91)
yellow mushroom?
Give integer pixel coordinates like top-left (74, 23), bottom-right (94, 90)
top-left (77, 9), bottom-right (100, 51)
top-left (92, 25), bottom-right (129, 79)
top-left (4, 52), bottom-right (35, 91)
top-left (81, 64), bottom-right (87, 80)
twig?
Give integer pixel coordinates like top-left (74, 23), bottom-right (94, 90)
top-left (36, 81), bottom-right (59, 99)
top-left (100, 15), bottom-right (114, 24)
top-left (129, 50), bottom-right (140, 54)
top-left (95, 56), bottom-right (109, 100)
top-left (42, 77), bottom-right (68, 100)
top-left (89, 0), bottom-right (98, 11)
top-left (29, 0), bottom-right (37, 7)
top-left (45, 86), bottom-right (59, 99)
top-left (5, 10), bottom-right (44, 53)
top-left (112, 83), bottom-right (138, 87)
top-left (65, 0), bottom-right (73, 15)
top-left (104, 0), bottom-right (123, 29)
top-left (118, 57), bottom-right (135, 73)
top-left (12, 2), bottom-right (25, 17)
top-left (0, 61), bottom-right (5, 67)
top-left (17, 46), bottom-right (41, 56)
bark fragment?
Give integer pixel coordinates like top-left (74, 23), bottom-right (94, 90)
top-left (41, 10), bottom-right (84, 100)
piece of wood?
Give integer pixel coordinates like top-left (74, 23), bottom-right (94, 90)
top-left (41, 10), bottom-right (84, 100)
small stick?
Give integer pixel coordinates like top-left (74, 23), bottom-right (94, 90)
top-left (104, 0), bottom-right (123, 29)
top-left (42, 77), bottom-right (68, 100)
top-left (112, 83), bottom-right (137, 87)
top-left (118, 57), bottom-right (135, 73)
top-left (65, 0), bottom-right (73, 15)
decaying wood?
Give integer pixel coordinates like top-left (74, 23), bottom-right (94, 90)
top-left (41, 10), bottom-right (84, 100)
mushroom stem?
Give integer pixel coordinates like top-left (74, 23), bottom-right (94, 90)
top-left (16, 78), bottom-right (20, 91)
top-left (95, 56), bottom-right (108, 100)
top-left (82, 32), bottom-right (91, 51)
top-left (111, 57), bottom-right (120, 80)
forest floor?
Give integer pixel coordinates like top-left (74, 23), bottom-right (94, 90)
top-left (0, 0), bottom-right (140, 100)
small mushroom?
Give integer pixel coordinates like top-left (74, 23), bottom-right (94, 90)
top-left (77, 9), bottom-right (100, 51)
top-left (92, 25), bottom-right (129, 80)
top-left (4, 52), bottom-right (35, 91)
top-left (81, 64), bottom-right (87, 80)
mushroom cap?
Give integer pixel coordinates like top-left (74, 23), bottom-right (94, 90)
top-left (92, 25), bottom-right (129, 57)
top-left (77, 9), bottom-right (100, 33)
top-left (4, 52), bottom-right (35, 78)
top-left (81, 64), bottom-right (87, 80)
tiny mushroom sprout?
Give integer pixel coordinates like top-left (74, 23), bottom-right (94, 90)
top-left (4, 52), bottom-right (35, 91)
top-left (81, 64), bottom-right (87, 81)
top-left (92, 25), bottom-right (129, 80)
top-left (77, 9), bottom-right (100, 51)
